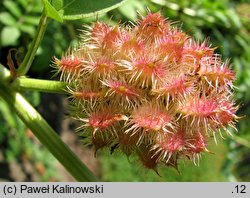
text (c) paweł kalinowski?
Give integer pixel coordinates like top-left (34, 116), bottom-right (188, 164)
top-left (20, 185), bottom-right (104, 194)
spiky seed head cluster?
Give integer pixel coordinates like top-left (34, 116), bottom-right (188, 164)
top-left (53, 12), bottom-right (238, 172)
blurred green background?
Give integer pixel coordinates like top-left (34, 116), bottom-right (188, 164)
top-left (0, 0), bottom-right (249, 181)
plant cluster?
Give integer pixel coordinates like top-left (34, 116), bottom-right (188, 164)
top-left (54, 12), bottom-right (238, 171)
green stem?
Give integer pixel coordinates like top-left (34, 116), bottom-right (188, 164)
top-left (13, 78), bottom-right (67, 94)
top-left (0, 81), bottom-right (98, 182)
top-left (0, 64), bottom-right (11, 82)
top-left (1, 64), bottom-right (66, 94)
top-left (17, 10), bottom-right (48, 76)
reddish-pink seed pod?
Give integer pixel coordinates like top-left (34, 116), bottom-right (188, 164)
top-left (54, 11), bottom-right (239, 172)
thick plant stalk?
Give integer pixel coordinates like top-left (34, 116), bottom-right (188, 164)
top-left (1, 63), bottom-right (67, 94)
top-left (17, 10), bottom-right (48, 76)
top-left (0, 78), bottom-right (98, 181)
top-left (13, 77), bottom-right (67, 94)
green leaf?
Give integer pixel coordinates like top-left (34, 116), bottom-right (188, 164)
top-left (213, 11), bottom-right (230, 27)
top-left (1, 26), bottom-right (20, 46)
top-left (118, 0), bottom-right (145, 20)
top-left (23, 16), bottom-right (41, 25)
top-left (235, 35), bottom-right (249, 52)
top-left (18, 0), bottom-right (28, 8)
top-left (42, 0), bottom-right (63, 22)
top-left (3, 0), bottom-right (22, 18)
top-left (18, 24), bottom-right (35, 35)
top-left (51, 0), bottom-right (127, 20)
top-left (226, 9), bottom-right (241, 29)
top-left (0, 12), bottom-right (17, 26)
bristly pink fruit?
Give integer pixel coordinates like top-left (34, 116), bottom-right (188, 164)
top-left (53, 52), bottom-right (83, 82)
top-left (53, 11), bottom-right (239, 173)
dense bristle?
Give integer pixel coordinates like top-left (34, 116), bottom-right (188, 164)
top-left (53, 11), bottom-right (238, 172)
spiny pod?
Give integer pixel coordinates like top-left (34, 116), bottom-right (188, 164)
top-left (53, 11), bottom-right (238, 173)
